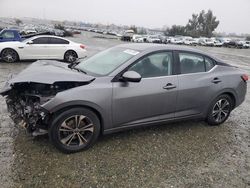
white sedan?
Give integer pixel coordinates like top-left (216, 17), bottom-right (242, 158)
top-left (0, 35), bottom-right (86, 63)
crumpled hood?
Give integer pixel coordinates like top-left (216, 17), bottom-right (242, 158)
top-left (9, 60), bottom-right (95, 84)
top-left (0, 60), bottom-right (95, 95)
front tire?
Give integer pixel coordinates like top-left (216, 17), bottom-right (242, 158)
top-left (1, 49), bottom-right (19, 63)
top-left (49, 108), bottom-right (100, 153)
top-left (207, 94), bottom-right (233, 126)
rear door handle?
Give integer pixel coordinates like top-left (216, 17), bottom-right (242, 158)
top-left (163, 83), bottom-right (176, 90)
top-left (212, 77), bottom-right (221, 84)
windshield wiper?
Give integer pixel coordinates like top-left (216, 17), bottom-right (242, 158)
top-left (71, 66), bottom-right (87, 74)
top-left (68, 56), bottom-right (87, 69)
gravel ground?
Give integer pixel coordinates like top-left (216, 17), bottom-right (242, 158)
top-left (0, 31), bottom-right (249, 188)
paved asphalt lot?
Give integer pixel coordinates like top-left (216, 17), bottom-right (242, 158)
top-left (0, 31), bottom-right (249, 188)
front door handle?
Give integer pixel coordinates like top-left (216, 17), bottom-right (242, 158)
top-left (212, 77), bottom-right (221, 84)
top-left (163, 83), bottom-right (176, 90)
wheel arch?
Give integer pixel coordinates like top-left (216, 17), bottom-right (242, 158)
top-left (0, 48), bottom-right (20, 60)
top-left (214, 89), bottom-right (237, 109)
top-left (64, 50), bottom-right (78, 59)
top-left (49, 102), bottom-right (105, 134)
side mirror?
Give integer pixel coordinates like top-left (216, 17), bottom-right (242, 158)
top-left (0, 36), bottom-right (3, 40)
top-left (122, 71), bottom-right (141, 82)
top-left (26, 41), bottom-right (33, 45)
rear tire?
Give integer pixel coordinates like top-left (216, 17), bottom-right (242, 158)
top-left (1, 49), bottom-right (19, 63)
top-left (64, 50), bottom-right (78, 63)
top-left (206, 94), bottom-right (233, 126)
top-left (49, 107), bottom-right (100, 153)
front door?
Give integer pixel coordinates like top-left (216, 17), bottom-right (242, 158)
top-left (22, 37), bottom-right (51, 59)
top-left (112, 51), bottom-right (178, 128)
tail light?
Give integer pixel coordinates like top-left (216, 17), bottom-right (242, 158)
top-left (241, 74), bottom-right (248, 82)
top-left (80, 44), bottom-right (85, 49)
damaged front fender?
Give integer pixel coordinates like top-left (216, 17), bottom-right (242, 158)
top-left (2, 81), bottom-right (93, 135)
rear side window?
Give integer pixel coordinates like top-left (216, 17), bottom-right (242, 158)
top-left (179, 53), bottom-right (205, 74)
top-left (49, 37), bottom-right (69, 44)
top-left (32, 37), bottom-right (50, 44)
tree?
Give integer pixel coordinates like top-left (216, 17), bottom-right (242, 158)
top-left (15, 19), bottom-right (23, 26)
top-left (203, 10), bottom-right (219, 37)
top-left (164, 25), bottom-right (186, 36)
top-left (165, 10), bottom-right (220, 37)
top-left (186, 14), bottom-right (199, 37)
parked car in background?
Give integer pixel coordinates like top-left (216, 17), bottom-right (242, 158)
top-left (0, 29), bottom-right (22, 42)
top-left (224, 40), bottom-right (244, 48)
top-left (204, 38), bottom-right (215, 46)
top-left (121, 30), bottom-right (135, 41)
top-left (242, 41), bottom-right (250, 49)
top-left (213, 40), bottom-right (223, 47)
top-left (220, 38), bottom-right (231, 46)
top-left (170, 37), bottom-right (183, 44)
top-left (146, 35), bottom-right (161, 43)
top-left (1, 43), bottom-right (247, 153)
top-left (0, 35), bottom-right (86, 63)
top-left (183, 37), bottom-right (194, 45)
top-left (131, 35), bottom-right (145, 43)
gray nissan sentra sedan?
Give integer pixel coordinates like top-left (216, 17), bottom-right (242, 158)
top-left (0, 43), bottom-right (248, 153)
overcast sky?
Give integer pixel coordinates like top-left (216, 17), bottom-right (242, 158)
top-left (0, 0), bottom-right (250, 34)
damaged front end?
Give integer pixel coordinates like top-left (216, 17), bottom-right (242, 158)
top-left (2, 81), bottom-right (88, 136)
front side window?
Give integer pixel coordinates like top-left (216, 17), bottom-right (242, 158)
top-left (32, 37), bottom-right (50, 44)
top-left (179, 53), bottom-right (205, 74)
top-left (129, 52), bottom-right (173, 78)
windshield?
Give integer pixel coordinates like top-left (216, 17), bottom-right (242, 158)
top-left (76, 47), bottom-right (139, 76)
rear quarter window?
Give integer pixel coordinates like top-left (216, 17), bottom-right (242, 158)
top-left (205, 57), bottom-right (215, 71)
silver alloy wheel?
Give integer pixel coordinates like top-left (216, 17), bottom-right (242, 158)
top-left (65, 51), bottom-right (77, 62)
top-left (212, 98), bottom-right (230, 123)
top-left (2, 49), bottom-right (17, 63)
top-left (58, 115), bottom-right (94, 147)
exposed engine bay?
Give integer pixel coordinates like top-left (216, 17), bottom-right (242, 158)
top-left (3, 81), bottom-right (87, 135)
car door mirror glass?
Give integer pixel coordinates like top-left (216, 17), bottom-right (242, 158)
top-left (122, 71), bottom-right (142, 82)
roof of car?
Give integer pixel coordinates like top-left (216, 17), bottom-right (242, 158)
top-left (117, 43), bottom-right (220, 61)
top-left (117, 43), bottom-right (201, 53)
top-left (26, 35), bottom-right (71, 41)
top-left (27, 35), bottom-right (66, 39)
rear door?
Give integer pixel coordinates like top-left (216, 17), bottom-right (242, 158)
top-left (47, 37), bottom-right (69, 59)
top-left (112, 51), bottom-right (178, 128)
top-left (175, 51), bottom-right (222, 117)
